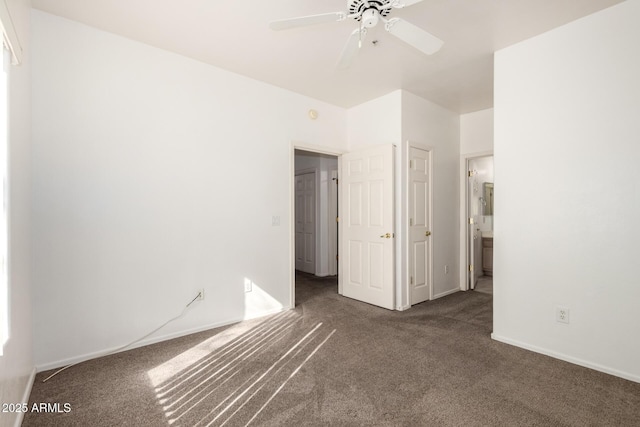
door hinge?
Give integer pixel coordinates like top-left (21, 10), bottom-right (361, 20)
top-left (409, 160), bottom-right (413, 168)
top-left (410, 276), bottom-right (414, 285)
top-left (409, 218), bottom-right (413, 226)
top-left (469, 265), bottom-right (473, 272)
top-left (468, 170), bottom-right (476, 177)
top-left (336, 254), bottom-right (339, 261)
top-left (336, 217), bottom-right (339, 223)
top-left (469, 217), bottom-right (474, 224)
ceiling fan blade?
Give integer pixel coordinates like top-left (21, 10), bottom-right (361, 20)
top-left (385, 18), bottom-right (443, 55)
top-left (269, 12), bottom-right (346, 31)
top-left (337, 28), bottom-right (367, 69)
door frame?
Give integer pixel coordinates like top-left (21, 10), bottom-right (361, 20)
top-left (290, 142), bottom-right (344, 309)
top-left (459, 150), bottom-right (493, 291)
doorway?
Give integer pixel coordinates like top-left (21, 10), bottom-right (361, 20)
top-left (293, 149), bottom-right (339, 304)
top-left (464, 155), bottom-right (494, 291)
top-left (291, 144), bottom-right (396, 311)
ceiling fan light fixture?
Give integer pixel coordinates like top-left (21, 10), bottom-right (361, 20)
top-left (361, 9), bottom-right (380, 28)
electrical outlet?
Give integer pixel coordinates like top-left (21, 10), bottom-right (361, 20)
top-left (244, 278), bottom-right (253, 293)
top-left (197, 289), bottom-right (204, 301)
top-left (556, 306), bottom-right (570, 324)
top-left (444, 265), bottom-right (449, 274)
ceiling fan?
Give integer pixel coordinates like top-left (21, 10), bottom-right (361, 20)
top-left (269, 0), bottom-right (443, 69)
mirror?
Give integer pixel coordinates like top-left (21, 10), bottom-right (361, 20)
top-left (483, 182), bottom-right (494, 216)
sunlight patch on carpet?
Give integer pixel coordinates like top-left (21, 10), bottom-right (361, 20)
top-left (146, 309), bottom-right (336, 426)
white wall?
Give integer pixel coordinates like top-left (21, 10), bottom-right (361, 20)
top-left (0, 1), bottom-right (33, 426)
top-left (346, 90), bottom-right (460, 308)
top-left (347, 91), bottom-right (404, 307)
top-left (401, 91), bottom-right (460, 301)
top-left (493, 0), bottom-right (640, 382)
top-left (347, 91), bottom-right (402, 150)
top-left (460, 108), bottom-right (493, 155)
top-left (31, 11), bottom-right (347, 369)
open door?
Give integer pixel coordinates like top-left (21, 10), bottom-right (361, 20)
top-left (467, 168), bottom-right (478, 289)
top-left (409, 147), bottom-right (431, 305)
top-left (468, 167), bottom-right (478, 290)
top-left (341, 145), bottom-right (395, 310)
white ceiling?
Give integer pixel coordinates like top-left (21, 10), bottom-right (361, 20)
top-left (31, 0), bottom-right (624, 113)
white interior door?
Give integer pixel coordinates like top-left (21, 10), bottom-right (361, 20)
top-left (329, 169), bottom-right (339, 276)
top-left (409, 147), bottom-right (431, 305)
top-left (295, 172), bottom-right (316, 274)
top-left (467, 167), bottom-right (477, 290)
top-left (341, 145), bottom-right (394, 310)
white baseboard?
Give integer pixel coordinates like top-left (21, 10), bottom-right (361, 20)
top-left (491, 333), bottom-right (640, 384)
top-left (399, 287), bottom-right (461, 309)
top-left (36, 306), bottom-right (289, 372)
top-left (433, 287), bottom-right (460, 300)
top-left (14, 367), bottom-right (36, 427)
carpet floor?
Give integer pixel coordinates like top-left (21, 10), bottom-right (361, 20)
top-left (24, 273), bottom-right (640, 426)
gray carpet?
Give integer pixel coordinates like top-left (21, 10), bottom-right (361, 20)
top-left (24, 273), bottom-right (640, 426)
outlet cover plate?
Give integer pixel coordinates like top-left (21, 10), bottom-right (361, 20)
top-left (556, 306), bottom-right (570, 324)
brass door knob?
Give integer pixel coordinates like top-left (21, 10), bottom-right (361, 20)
top-left (380, 233), bottom-right (391, 239)
top-left (425, 231), bottom-right (432, 237)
